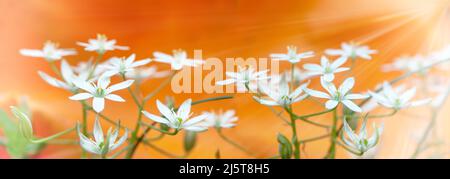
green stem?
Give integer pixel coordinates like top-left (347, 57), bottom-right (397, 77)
top-left (299, 133), bottom-right (330, 144)
top-left (139, 122), bottom-right (178, 135)
top-left (326, 108), bottom-right (338, 159)
top-left (285, 107), bottom-right (331, 128)
top-left (49, 61), bottom-right (62, 79)
top-left (294, 108), bottom-right (335, 119)
top-left (411, 86), bottom-right (450, 158)
top-left (340, 110), bottom-right (397, 119)
top-left (87, 53), bottom-right (104, 80)
top-left (127, 124), bottom-right (153, 158)
top-left (143, 71), bottom-right (176, 102)
top-left (286, 106), bottom-right (300, 159)
top-left (30, 127), bottom-right (76, 144)
top-left (217, 129), bottom-right (253, 156)
top-left (109, 145), bottom-right (132, 159)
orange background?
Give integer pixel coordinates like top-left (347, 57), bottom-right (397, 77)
top-left (0, 0), bottom-right (449, 158)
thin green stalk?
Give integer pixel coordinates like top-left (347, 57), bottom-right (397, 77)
top-left (143, 71), bottom-right (176, 102)
top-left (299, 133), bottom-right (330, 144)
top-left (294, 108), bottom-right (335, 119)
top-left (339, 110), bottom-right (397, 119)
top-left (217, 129), bottom-right (253, 156)
top-left (126, 126), bottom-right (152, 158)
top-left (139, 122), bottom-right (178, 135)
top-left (411, 86), bottom-right (450, 158)
top-left (49, 61), bottom-right (62, 79)
top-left (286, 106), bottom-right (300, 159)
top-left (87, 53), bottom-right (104, 80)
top-left (285, 107), bottom-right (331, 128)
top-left (30, 127), bottom-right (76, 144)
top-left (326, 108), bottom-right (338, 159)
top-left (109, 145), bottom-right (132, 159)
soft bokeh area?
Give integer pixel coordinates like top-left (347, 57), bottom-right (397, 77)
top-left (0, 0), bottom-right (449, 158)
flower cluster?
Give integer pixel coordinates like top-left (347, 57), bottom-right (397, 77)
top-left (11, 36), bottom-right (447, 159)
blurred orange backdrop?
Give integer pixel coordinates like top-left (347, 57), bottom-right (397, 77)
top-left (0, 0), bottom-right (449, 158)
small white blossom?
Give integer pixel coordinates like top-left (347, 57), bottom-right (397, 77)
top-left (270, 45), bottom-right (314, 64)
top-left (77, 116), bottom-right (128, 156)
top-left (153, 49), bottom-right (204, 70)
top-left (303, 56), bottom-right (349, 82)
top-left (254, 79), bottom-right (309, 106)
top-left (125, 66), bottom-right (171, 82)
top-left (20, 41), bottom-right (76, 61)
top-left (72, 59), bottom-right (107, 80)
top-left (342, 118), bottom-right (383, 155)
top-left (142, 99), bottom-right (208, 132)
top-left (103, 54), bottom-right (151, 77)
top-left (77, 34), bottom-right (129, 54)
top-left (69, 77), bottom-right (134, 112)
top-left (216, 66), bottom-right (270, 89)
top-left (38, 60), bottom-right (89, 92)
top-left (368, 82), bottom-right (431, 110)
top-left (285, 67), bottom-right (310, 83)
top-left (202, 110), bottom-right (238, 129)
top-left (361, 83), bottom-right (406, 112)
top-left (304, 77), bottom-right (368, 112)
top-left (325, 42), bottom-right (377, 60)
top-left (382, 55), bottom-right (433, 73)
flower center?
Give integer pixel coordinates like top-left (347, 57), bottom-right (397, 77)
top-left (95, 88), bottom-right (106, 97)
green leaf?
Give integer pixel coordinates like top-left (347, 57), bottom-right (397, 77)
top-left (183, 131), bottom-right (197, 153)
top-left (277, 133), bottom-right (293, 159)
top-left (10, 106), bottom-right (34, 141)
top-left (0, 109), bottom-right (38, 158)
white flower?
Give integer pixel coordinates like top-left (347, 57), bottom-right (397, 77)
top-left (38, 60), bottom-right (89, 91)
top-left (142, 99), bottom-right (208, 132)
top-left (153, 49), bottom-right (204, 70)
top-left (254, 79), bottom-right (309, 106)
top-left (77, 116), bottom-right (128, 156)
top-left (368, 82), bottom-right (431, 110)
top-left (125, 66), bottom-right (171, 81)
top-left (382, 55), bottom-right (432, 73)
top-left (202, 110), bottom-right (238, 129)
top-left (285, 67), bottom-right (310, 83)
top-left (325, 42), bottom-right (377, 60)
top-left (342, 118), bottom-right (383, 155)
top-left (270, 45), bottom-right (314, 64)
top-left (72, 59), bottom-right (106, 80)
top-left (216, 66), bottom-right (270, 88)
top-left (69, 77), bottom-right (134, 112)
top-left (303, 56), bottom-right (349, 82)
top-left (361, 83), bottom-right (406, 112)
top-left (77, 34), bottom-right (129, 54)
top-left (304, 77), bottom-right (368, 112)
top-left (20, 41), bottom-right (76, 61)
top-left (103, 54), bottom-right (151, 77)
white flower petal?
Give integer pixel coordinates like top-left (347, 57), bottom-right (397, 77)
top-left (177, 99), bottom-right (192, 119)
top-left (342, 100), bottom-right (362, 112)
top-left (105, 94), bottom-right (125, 102)
top-left (325, 100), bottom-right (339, 109)
top-left (142, 111), bottom-right (170, 125)
top-left (93, 116), bottom-right (104, 144)
top-left (93, 97), bottom-right (105, 113)
top-left (69, 93), bottom-right (93, 100)
top-left (106, 80), bottom-right (134, 93)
